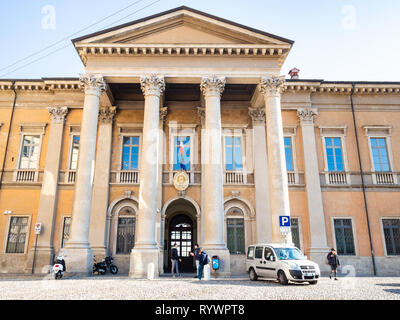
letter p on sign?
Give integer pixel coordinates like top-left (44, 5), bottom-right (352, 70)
top-left (279, 216), bottom-right (290, 227)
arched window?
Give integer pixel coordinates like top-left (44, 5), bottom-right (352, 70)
top-left (116, 206), bottom-right (136, 254)
top-left (226, 207), bottom-right (245, 254)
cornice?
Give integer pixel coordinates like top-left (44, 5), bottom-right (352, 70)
top-left (75, 43), bottom-right (291, 65)
top-left (283, 81), bottom-right (400, 95)
top-left (0, 80), bottom-right (82, 92)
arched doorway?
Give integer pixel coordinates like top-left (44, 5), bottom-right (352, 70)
top-left (163, 198), bottom-right (199, 273)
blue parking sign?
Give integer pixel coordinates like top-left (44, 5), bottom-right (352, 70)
top-left (279, 216), bottom-right (291, 227)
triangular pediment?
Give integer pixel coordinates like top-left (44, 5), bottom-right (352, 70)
top-left (73, 6), bottom-right (293, 46)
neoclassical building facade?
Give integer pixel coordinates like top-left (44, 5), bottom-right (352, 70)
top-left (0, 6), bottom-right (399, 276)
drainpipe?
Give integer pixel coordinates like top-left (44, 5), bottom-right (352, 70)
top-left (350, 83), bottom-right (377, 276)
top-left (0, 81), bottom-right (17, 189)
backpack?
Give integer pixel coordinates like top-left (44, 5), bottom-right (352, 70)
top-left (200, 253), bottom-right (208, 266)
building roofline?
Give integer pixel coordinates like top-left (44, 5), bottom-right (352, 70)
top-left (71, 6), bottom-right (295, 45)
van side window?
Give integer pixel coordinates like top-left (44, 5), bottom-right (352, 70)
top-left (247, 247), bottom-right (255, 259)
top-left (264, 247), bottom-right (274, 260)
top-left (255, 246), bottom-right (263, 259)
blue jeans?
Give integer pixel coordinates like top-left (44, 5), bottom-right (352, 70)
top-left (198, 264), bottom-right (204, 280)
top-left (171, 259), bottom-right (179, 275)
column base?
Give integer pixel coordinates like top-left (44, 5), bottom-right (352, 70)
top-left (64, 247), bottom-right (93, 276)
top-left (25, 247), bottom-right (54, 274)
top-left (307, 247), bottom-right (331, 275)
top-left (129, 247), bottom-right (160, 279)
top-left (202, 246), bottom-right (231, 277)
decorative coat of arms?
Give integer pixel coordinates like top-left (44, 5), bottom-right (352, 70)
top-left (173, 171), bottom-right (190, 191)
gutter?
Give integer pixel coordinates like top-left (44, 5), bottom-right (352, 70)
top-left (350, 83), bottom-right (377, 276)
top-left (0, 81), bottom-right (17, 189)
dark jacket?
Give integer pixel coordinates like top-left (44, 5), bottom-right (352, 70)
top-left (327, 252), bottom-right (340, 266)
top-left (171, 247), bottom-right (179, 260)
top-left (194, 248), bottom-right (200, 261)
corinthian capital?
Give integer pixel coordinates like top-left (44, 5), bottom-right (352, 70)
top-left (140, 74), bottom-right (165, 97)
top-left (48, 106), bottom-right (68, 124)
top-left (99, 106), bottom-right (117, 123)
top-left (248, 107), bottom-right (266, 125)
top-left (297, 108), bottom-right (318, 122)
top-left (79, 74), bottom-right (106, 95)
top-left (159, 107), bottom-right (168, 122)
top-left (200, 76), bottom-right (226, 97)
top-left (260, 76), bottom-right (285, 97)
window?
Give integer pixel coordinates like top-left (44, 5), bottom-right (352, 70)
top-left (264, 247), bottom-right (274, 260)
top-left (6, 217), bottom-right (29, 253)
top-left (69, 136), bottom-right (80, 170)
top-left (122, 136), bottom-right (140, 170)
top-left (225, 136), bottom-right (243, 171)
top-left (173, 136), bottom-right (191, 171)
top-left (325, 137), bottom-right (344, 172)
top-left (382, 219), bottom-right (400, 256)
top-left (61, 217), bottom-right (71, 248)
top-left (247, 247), bottom-right (255, 259)
top-left (291, 218), bottom-right (301, 250)
top-left (116, 217), bottom-right (135, 254)
top-left (255, 246), bottom-right (263, 259)
top-left (227, 218), bottom-right (245, 254)
top-left (334, 219), bottom-right (355, 255)
top-left (370, 138), bottom-right (390, 172)
top-left (284, 137), bottom-right (294, 171)
top-left (19, 135), bottom-right (40, 169)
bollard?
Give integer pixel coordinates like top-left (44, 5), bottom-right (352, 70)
top-left (147, 262), bottom-right (155, 280)
top-left (204, 264), bottom-right (211, 281)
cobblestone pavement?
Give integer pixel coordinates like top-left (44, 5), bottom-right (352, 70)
top-left (0, 274), bottom-right (399, 300)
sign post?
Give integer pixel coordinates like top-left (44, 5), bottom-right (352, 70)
top-left (31, 223), bottom-right (42, 274)
top-left (279, 216), bottom-right (291, 244)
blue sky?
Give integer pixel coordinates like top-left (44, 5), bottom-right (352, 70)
top-left (0, 0), bottom-right (399, 81)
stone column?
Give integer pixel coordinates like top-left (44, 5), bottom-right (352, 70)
top-left (297, 108), bottom-right (330, 269)
top-left (26, 106), bottom-right (68, 273)
top-left (89, 106), bottom-right (116, 259)
top-left (65, 74), bottom-right (106, 274)
top-left (129, 74), bottom-right (165, 278)
top-left (260, 76), bottom-right (292, 243)
top-left (197, 107), bottom-right (205, 245)
top-left (249, 107), bottom-right (272, 243)
top-left (157, 106), bottom-right (167, 274)
top-left (200, 76), bottom-right (230, 276)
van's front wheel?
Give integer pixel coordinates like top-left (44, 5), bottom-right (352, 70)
top-left (309, 281), bottom-right (318, 285)
top-left (249, 268), bottom-right (258, 281)
top-left (278, 271), bottom-right (288, 285)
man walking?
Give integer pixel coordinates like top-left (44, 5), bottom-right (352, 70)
top-left (171, 243), bottom-right (181, 278)
top-left (327, 248), bottom-right (340, 280)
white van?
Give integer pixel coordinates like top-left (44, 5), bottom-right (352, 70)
top-left (246, 243), bottom-right (320, 285)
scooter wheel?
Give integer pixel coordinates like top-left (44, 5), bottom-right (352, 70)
top-left (110, 265), bottom-right (118, 275)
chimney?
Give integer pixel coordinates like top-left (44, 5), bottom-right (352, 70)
top-left (289, 68), bottom-right (300, 79)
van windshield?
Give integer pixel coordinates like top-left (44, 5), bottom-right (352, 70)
top-left (274, 248), bottom-right (304, 260)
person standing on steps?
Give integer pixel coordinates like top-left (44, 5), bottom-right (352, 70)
top-left (171, 243), bottom-right (182, 278)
